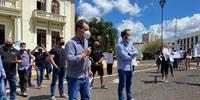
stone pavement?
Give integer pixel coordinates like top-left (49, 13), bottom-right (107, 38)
top-left (6, 60), bottom-right (200, 100)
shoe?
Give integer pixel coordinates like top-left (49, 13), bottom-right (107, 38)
top-left (37, 86), bottom-right (41, 89)
top-left (45, 75), bottom-right (50, 80)
top-left (161, 79), bottom-right (165, 82)
top-left (60, 94), bottom-right (67, 98)
top-left (28, 84), bottom-right (35, 88)
top-left (50, 96), bottom-right (56, 100)
top-left (164, 80), bottom-right (168, 83)
top-left (90, 86), bottom-right (93, 89)
top-left (100, 85), bottom-right (107, 89)
top-left (21, 92), bottom-right (28, 97)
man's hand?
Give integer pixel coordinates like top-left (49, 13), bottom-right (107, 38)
top-left (88, 68), bottom-right (93, 77)
top-left (83, 47), bottom-right (91, 56)
top-left (80, 47), bottom-right (91, 59)
top-left (2, 72), bottom-right (6, 79)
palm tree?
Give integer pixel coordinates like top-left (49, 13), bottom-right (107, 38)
top-left (74, 15), bottom-right (118, 52)
top-left (89, 18), bottom-right (118, 52)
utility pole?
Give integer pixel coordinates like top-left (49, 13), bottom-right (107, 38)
top-left (175, 17), bottom-right (178, 39)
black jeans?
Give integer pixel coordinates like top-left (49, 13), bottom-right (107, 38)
top-left (161, 61), bottom-right (170, 75)
top-left (107, 64), bottom-right (113, 75)
top-left (28, 66), bottom-right (32, 86)
top-left (18, 70), bottom-right (29, 93)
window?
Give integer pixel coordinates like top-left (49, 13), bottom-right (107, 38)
top-left (52, 31), bottom-right (60, 48)
top-left (37, 29), bottom-right (46, 47)
top-left (177, 40), bottom-right (179, 44)
top-left (191, 37), bottom-right (194, 43)
top-left (51, 0), bottom-right (60, 14)
top-left (187, 38), bottom-right (190, 44)
top-left (0, 24), bottom-right (5, 45)
top-left (37, 0), bottom-right (46, 11)
top-left (180, 40), bottom-right (182, 45)
top-left (195, 36), bottom-right (198, 44)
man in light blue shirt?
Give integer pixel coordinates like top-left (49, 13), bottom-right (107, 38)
top-left (117, 29), bottom-right (138, 100)
top-left (0, 55), bottom-right (6, 100)
top-left (65, 19), bottom-right (93, 100)
top-left (18, 42), bottom-right (31, 97)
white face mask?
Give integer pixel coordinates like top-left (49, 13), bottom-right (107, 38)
top-left (127, 36), bottom-right (132, 42)
top-left (84, 30), bottom-right (91, 40)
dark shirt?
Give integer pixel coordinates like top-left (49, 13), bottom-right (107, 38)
top-left (0, 46), bottom-right (21, 76)
top-left (50, 47), bottom-right (66, 67)
top-left (34, 52), bottom-right (47, 67)
top-left (90, 47), bottom-right (103, 63)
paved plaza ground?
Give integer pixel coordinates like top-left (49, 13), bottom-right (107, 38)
top-left (6, 60), bottom-right (200, 100)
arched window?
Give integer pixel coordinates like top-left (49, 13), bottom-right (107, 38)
top-left (51, 0), bottom-right (60, 14)
top-left (37, 0), bottom-right (46, 11)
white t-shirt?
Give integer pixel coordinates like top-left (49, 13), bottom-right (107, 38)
top-left (104, 52), bottom-right (114, 64)
top-left (163, 48), bottom-right (170, 61)
top-left (172, 51), bottom-right (181, 58)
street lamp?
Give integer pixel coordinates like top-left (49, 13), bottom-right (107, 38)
top-left (159, 0), bottom-right (166, 47)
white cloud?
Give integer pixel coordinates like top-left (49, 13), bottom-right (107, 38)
top-left (113, 0), bottom-right (141, 16)
top-left (77, 0), bottom-right (141, 19)
top-left (117, 13), bottom-right (200, 42)
top-left (77, 0), bottom-right (100, 19)
top-left (117, 19), bottom-right (146, 42)
top-left (147, 13), bottom-right (200, 40)
top-left (92, 0), bottom-right (114, 14)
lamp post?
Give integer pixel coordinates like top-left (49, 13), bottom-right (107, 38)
top-left (159, 0), bottom-right (166, 47)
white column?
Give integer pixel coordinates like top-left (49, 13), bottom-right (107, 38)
top-left (15, 16), bottom-right (21, 42)
top-left (46, 0), bottom-right (51, 13)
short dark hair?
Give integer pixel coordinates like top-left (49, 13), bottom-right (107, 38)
top-left (75, 19), bottom-right (89, 31)
top-left (56, 37), bottom-right (64, 44)
top-left (20, 42), bottom-right (26, 46)
top-left (121, 29), bottom-right (130, 38)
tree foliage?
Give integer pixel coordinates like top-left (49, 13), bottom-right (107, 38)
top-left (89, 18), bottom-right (118, 52)
top-left (75, 14), bottom-right (118, 52)
top-left (142, 40), bottom-right (161, 59)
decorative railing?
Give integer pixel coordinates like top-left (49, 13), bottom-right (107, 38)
top-left (0, 0), bottom-right (21, 9)
top-left (33, 10), bottom-right (65, 23)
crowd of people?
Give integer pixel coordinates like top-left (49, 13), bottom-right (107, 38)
top-left (1, 18), bottom-right (200, 100)
top-left (0, 19), bottom-right (126, 100)
top-left (155, 43), bottom-right (196, 83)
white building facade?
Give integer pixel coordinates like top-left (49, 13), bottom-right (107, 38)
top-left (176, 31), bottom-right (200, 51)
top-left (142, 32), bottom-right (160, 43)
top-left (0, 0), bottom-right (75, 50)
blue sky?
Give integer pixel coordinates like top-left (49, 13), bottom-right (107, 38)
top-left (75, 0), bottom-right (200, 42)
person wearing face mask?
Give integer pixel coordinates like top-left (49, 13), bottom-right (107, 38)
top-left (117, 29), bottom-right (139, 100)
top-left (104, 48), bottom-right (114, 75)
top-left (0, 37), bottom-right (22, 100)
top-left (18, 42), bottom-right (32, 97)
top-left (65, 19), bottom-right (93, 100)
top-left (31, 44), bottom-right (48, 89)
top-left (90, 41), bottom-right (107, 89)
top-left (49, 37), bottom-right (66, 99)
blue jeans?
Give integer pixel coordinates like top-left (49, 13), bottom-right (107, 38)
top-left (36, 67), bottom-right (44, 87)
top-left (118, 69), bottom-right (133, 100)
top-left (4, 74), bottom-right (17, 100)
top-left (67, 76), bottom-right (90, 100)
top-left (51, 67), bottom-right (65, 96)
top-left (0, 77), bottom-right (6, 100)
top-left (46, 64), bottom-right (52, 75)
